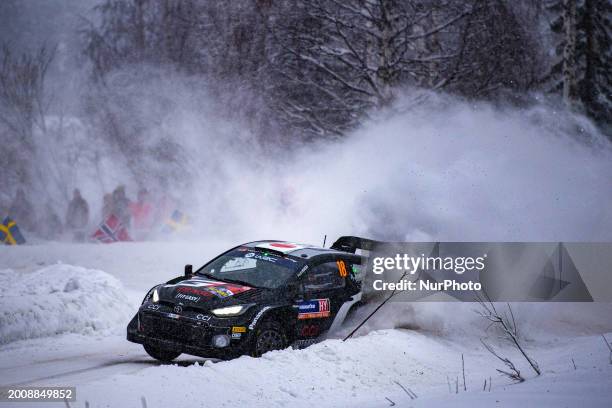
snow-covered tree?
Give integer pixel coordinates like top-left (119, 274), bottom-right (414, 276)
top-left (267, 0), bottom-right (544, 137)
top-left (82, 0), bottom-right (202, 79)
top-left (546, 0), bottom-right (612, 134)
top-left (267, 0), bottom-right (472, 137)
top-left (79, 0), bottom-right (567, 140)
top-left (445, 0), bottom-right (544, 98)
top-left (0, 44), bottom-right (55, 186)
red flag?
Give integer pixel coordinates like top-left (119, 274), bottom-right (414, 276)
top-left (92, 214), bottom-right (131, 243)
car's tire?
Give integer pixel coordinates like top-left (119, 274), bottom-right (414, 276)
top-left (143, 343), bottom-right (181, 362)
top-left (251, 321), bottom-right (287, 357)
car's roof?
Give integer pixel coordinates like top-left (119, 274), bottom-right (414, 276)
top-left (242, 240), bottom-right (356, 260)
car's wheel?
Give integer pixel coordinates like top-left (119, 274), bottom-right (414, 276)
top-left (251, 321), bottom-right (287, 357)
top-left (143, 343), bottom-right (181, 362)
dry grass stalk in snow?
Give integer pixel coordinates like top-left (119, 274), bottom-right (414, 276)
top-left (602, 335), bottom-right (612, 364)
top-left (393, 380), bottom-right (417, 399)
top-left (462, 353), bottom-right (467, 391)
top-left (475, 293), bottom-right (541, 376)
top-left (480, 339), bottom-right (525, 383)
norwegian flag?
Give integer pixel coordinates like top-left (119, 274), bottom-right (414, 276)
top-left (92, 214), bottom-right (131, 243)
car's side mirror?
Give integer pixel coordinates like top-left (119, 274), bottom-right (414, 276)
top-left (184, 264), bottom-right (193, 277)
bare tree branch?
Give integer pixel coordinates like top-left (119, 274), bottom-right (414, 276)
top-left (475, 292), bottom-right (541, 376)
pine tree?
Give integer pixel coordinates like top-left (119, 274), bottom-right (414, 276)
top-left (579, 0), bottom-right (612, 130)
top-left (547, 0), bottom-right (612, 135)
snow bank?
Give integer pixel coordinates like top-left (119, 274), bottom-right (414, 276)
top-left (78, 329), bottom-right (455, 407)
top-left (0, 264), bottom-right (133, 344)
top-left (76, 329), bottom-right (612, 408)
top-left (0, 241), bottom-right (230, 292)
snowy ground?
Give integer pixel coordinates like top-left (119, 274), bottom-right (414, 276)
top-left (1, 242), bottom-right (611, 407)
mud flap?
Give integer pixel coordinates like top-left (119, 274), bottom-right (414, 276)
top-left (327, 292), bottom-right (362, 335)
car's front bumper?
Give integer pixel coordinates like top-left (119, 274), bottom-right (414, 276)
top-left (127, 309), bottom-right (252, 359)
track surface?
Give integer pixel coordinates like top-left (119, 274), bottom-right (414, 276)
top-left (0, 333), bottom-right (214, 388)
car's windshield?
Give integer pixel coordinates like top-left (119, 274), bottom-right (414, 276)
top-left (197, 247), bottom-right (303, 289)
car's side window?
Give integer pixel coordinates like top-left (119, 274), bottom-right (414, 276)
top-left (303, 261), bottom-right (345, 292)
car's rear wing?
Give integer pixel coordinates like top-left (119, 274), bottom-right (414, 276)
top-left (330, 236), bottom-right (382, 254)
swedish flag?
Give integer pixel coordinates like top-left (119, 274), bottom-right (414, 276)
top-left (0, 217), bottom-right (26, 245)
top-left (161, 210), bottom-right (189, 234)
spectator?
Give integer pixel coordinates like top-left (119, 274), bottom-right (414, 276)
top-left (112, 185), bottom-right (131, 227)
top-left (129, 188), bottom-right (154, 239)
top-left (41, 203), bottom-right (63, 240)
top-left (66, 189), bottom-right (89, 241)
top-left (8, 188), bottom-right (36, 231)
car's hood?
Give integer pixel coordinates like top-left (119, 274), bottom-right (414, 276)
top-left (158, 275), bottom-right (255, 310)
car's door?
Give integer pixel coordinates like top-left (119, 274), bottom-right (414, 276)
top-left (294, 259), bottom-right (349, 343)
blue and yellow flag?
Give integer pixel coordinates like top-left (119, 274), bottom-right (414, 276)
top-left (0, 217), bottom-right (26, 245)
top-left (161, 210), bottom-right (190, 234)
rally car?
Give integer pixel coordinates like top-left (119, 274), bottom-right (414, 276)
top-left (127, 238), bottom-right (365, 361)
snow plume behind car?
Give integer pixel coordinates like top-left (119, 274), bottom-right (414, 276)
top-left (0, 264), bottom-right (133, 344)
top-left (91, 83), bottom-right (612, 244)
top-left (84, 83), bottom-right (611, 245)
top-left (5, 68), bottom-right (612, 246)
top-left (335, 301), bottom-right (612, 342)
top-left (258, 92), bottom-right (612, 243)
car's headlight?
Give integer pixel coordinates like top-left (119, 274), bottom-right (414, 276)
top-left (152, 288), bottom-right (159, 303)
top-left (142, 286), bottom-right (160, 305)
top-left (211, 304), bottom-right (252, 317)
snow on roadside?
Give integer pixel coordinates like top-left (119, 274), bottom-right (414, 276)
top-left (399, 332), bottom-right (612, 408)
top-left (74, 329), bottom-right (612, 408)
top-left (0, 241), bottom-right (230, 292)
top-left (77, 329), bottom-right (456, 408)
top-left (0, 264), bottom-right (133, 344)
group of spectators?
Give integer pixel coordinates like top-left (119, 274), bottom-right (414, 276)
top-left (2, 185), bottom-right (167, 241)
top-left (102, 186), bottom-right (161, 239)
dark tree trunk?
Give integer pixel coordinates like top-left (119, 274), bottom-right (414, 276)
top-left (562, 0), bottom-right (578, 104)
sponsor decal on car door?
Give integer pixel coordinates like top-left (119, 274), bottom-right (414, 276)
top-left (296, 298), bottom-right (330, 319)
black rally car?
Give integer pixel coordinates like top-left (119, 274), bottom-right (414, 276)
top-left (127, 238), bottom-right (365, 361)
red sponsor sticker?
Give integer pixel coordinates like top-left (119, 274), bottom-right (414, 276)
top-left (300, 324), bottom-right (320, 337)
top-left (270, 242), bottom-right (297, 248)
top-left (178, 286), bottom-right (212, 297)
top-left (226, 285), bottom-right (252, 293)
